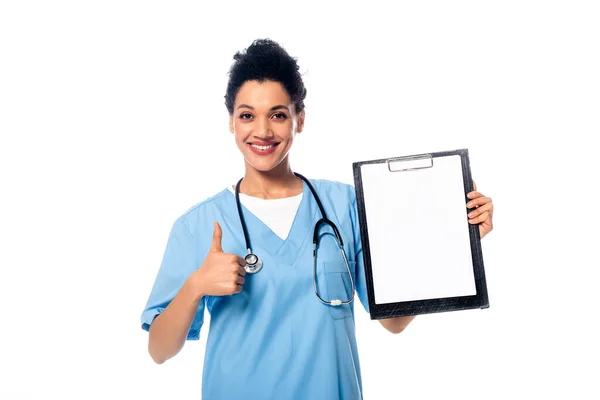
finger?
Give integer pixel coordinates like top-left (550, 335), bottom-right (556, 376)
top-left (467, 190), bottom-right (483, 199)
top-left (230, 257), bottom-right (246, 274)
top-left (228, 254), bottom-right (242, 266)
top-left (235, 283), bottom-right (243, 294)
top-left (466, 196), bottom-right (492, 209)
top-left (210, 222), bottom-right (223, 252)
top-left (236, 275), bottom-right (245, 285)
top-left (469, 210), bottom-right (491, 224)
top-left (238, 265), bottom-right (247, 276)
top-left (467, 203), bottom-right (493, 219)
top-left (472, 179), bottom-right (477, 191)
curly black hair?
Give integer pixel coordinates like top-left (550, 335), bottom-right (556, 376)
top-left (224, 38), bottom-right (307, 115)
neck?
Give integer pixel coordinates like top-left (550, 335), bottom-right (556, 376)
top-left (238, 158), bottom-right (303, 199)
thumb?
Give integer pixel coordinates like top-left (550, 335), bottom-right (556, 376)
top-left (210, 222), bottom-right (223, 252)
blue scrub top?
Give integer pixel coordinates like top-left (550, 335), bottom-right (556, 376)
top-left (141, 179), bottom-right (371, 399)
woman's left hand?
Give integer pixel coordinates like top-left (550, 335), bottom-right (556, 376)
top-left (466, 180), bottom-right (494, 239)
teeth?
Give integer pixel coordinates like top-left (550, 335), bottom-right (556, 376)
top-left (251, 144), bottom-right (274, 150)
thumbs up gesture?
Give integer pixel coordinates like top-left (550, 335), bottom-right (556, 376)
top-left (190, 222), bottom-right (247, 297)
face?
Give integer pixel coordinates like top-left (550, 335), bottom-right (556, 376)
top-left (229, 80), bottom-right (305, 173)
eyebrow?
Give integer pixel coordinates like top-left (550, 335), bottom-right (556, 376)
top-left (236, 104), bottom-right (289, 112)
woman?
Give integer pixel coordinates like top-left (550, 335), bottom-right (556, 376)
top-left (140, 38), bottom-right (494, 399)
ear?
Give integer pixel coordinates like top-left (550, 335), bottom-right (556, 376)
top-left (296, 109), bottom-right (305, 134)
top-left (229, 115), bottom-right (234, 134)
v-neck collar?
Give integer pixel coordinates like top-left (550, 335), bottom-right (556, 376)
top-left (225, 179), bottom-right (320, 266)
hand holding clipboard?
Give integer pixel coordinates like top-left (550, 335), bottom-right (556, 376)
top-left (467, 179), bottom-right (494, 239)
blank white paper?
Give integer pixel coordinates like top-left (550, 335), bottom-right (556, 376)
top-left (360, 154), bottom-right (477, 304)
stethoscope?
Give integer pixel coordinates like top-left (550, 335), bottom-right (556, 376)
top-left (235, 172), bottom-right (355, 307)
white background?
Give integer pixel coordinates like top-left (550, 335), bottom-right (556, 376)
top-left (1, 1), bottom-right (599, 399)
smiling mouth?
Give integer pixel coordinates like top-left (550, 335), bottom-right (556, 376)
top-left (249, 143), bottom-right (279, 150)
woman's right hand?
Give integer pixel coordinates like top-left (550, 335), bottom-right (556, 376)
top-left (188, 222), bottom-right (247, 298)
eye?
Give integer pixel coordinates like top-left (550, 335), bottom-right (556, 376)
top-left (239, 113), bottom-right (253, 120)
top-left (272, 112), bottom-right (287, 120)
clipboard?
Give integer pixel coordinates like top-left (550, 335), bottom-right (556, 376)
top-left (352, 148), bottom-right (489, 319)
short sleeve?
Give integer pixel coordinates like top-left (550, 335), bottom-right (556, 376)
top-left (140, 217), bottom-right (205, 340)
top-left (350, 188), bottom-right (371, 314)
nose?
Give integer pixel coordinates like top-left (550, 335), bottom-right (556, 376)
top-left (256, 118), bottom-right (273, 138)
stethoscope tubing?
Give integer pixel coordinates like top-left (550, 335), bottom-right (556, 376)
top-left (235, 172), bottom-right (355, 306)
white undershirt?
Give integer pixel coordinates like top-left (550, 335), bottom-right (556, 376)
top-left (227, 186), bottom-right (303, 240)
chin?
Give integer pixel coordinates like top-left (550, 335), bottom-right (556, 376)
top-left (244, 156), bottom-right (285, 173)
top-left (246, 161), bottom-right (282, 173)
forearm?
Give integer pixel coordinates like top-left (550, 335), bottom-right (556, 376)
top-left (379, 315), bottom-right (416, 334)
top-left (148, 279), bottom-right (203, 364)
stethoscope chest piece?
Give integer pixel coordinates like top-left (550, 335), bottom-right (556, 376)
top-left (244, 253), bottom-right (263, 274)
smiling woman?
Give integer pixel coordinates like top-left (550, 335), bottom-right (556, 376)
top-left (139, 38), bottom-right (494, 400)
top-left (224, 39), bottom-right (307, 197)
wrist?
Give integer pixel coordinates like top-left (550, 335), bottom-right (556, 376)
top-left (184, 274), bottom-right (205, 302)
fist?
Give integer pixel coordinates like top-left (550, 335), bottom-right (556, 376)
top-left (190, 222), bottom-right (247, 297)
